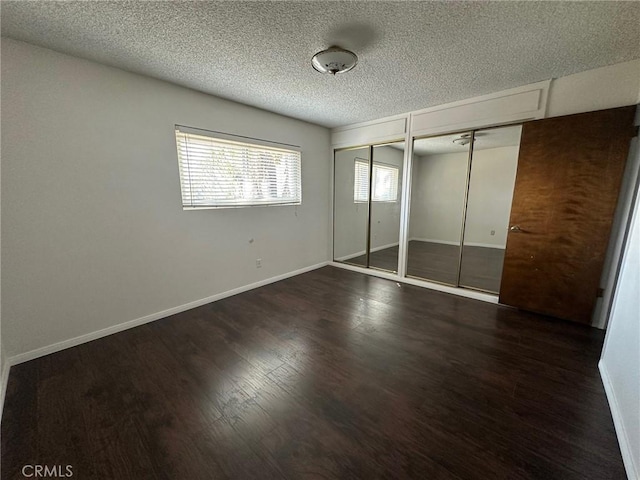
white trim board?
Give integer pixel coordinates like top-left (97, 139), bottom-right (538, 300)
top-left (330, 81), bottom-right (549, 148)
top-left (331, 114), bottom-right (408, 149)
top-left (7, 262), bottom-right (330, 367)
top-left (329, 261), bottom-right (499, 304)
top-left (410, 80), bottom-right (550, 138)
top-left (599, 360), bottom-right (639, 480)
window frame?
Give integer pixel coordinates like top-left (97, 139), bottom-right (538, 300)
top-left (175, 125), bottom-right (302, 210)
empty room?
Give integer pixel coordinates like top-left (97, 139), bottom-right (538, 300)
top-left (1, 1), bottom-right (640, 479)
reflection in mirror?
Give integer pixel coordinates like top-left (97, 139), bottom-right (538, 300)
top-left (407, 132), bottom-right (471, 285)
top-left (459, 125), bottom-right (522, 293)
top-left (368, 143), bottom-right (404, 272)
top-left (333, 147), bottom-right (370, 267)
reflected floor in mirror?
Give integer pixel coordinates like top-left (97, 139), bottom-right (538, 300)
top-left (407, 241), bottom-right (505, 291)
top-left (1, 267), bottom-right (624, 479)
top-left (344, 246), bottom-right (400, 273)
top-left (343, 241), bottom-right (504, 291)
top-left (459, 245), bottom-right (506, 292)
top-left (406, 241), bottom-right (459, 285)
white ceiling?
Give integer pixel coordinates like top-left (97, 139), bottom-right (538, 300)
top-left (2, 1), bottom-right (639, 128)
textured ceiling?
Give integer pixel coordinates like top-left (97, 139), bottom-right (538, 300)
top-left (2, 1), bottom-right (640, 128)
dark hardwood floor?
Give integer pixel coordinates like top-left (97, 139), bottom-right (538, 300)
top-left (1, 267), bottom-right (625, 479)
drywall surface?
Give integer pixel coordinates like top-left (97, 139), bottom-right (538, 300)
top-left (0, 341), bottom-right (6, 420)
top-left (600, 195), bottom-right (640, 480)
top-left (547, 59), bottom-right (640, 118)
top-left (0, 70), bottom-right (4, 413)
top-left (594, 133), bottom-right (640, 329)
top-left (1, 39), bottom-right (331, 359)
top-left (333, 145), bottom-right (403, 260)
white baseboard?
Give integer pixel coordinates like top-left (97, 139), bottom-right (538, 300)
top-left (335, 250), bottom-right (365, 262)
top-left (335, 242), bottom-right (399, 262)
top-left (599, 360), bottom-right (639, 480)
top-left (371, 242), bottom-right (399, 253)
top-left (7, 261), bottom-right (330, 367)
top-left (408, 237), bottom-right (459, 246)
top-left (0, 361), bottom-right (11, 422)
top-left (408, 238), bottom-right (505, 249)
top-left (464, 242), bottom-right (506, 249)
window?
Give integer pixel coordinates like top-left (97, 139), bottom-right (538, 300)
top-left (354, 159), bottom-right (399, 203)
top-left (175, 126), bottom-right (302, 209)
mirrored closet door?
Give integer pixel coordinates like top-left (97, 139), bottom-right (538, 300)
top-left (407, 132), bottom-right (472, 285)
top-left (333, 142), bottom-right (405, 273)
top-left (406, 125), bottom-right (521, 293)
top-left (459, 125), bottom-right (522, 293)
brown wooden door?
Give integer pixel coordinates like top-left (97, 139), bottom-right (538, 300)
top-left (499, 106), bottom-right (636, 324)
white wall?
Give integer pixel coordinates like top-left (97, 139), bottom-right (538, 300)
top-left (0, 344), bottom-right (6, 420)
top-left (1, 38), bottom-right (331, 360)
top-left (594, 132), bottom-right (640, 329)
top-left (333, 145), bottom-right (404, 260)
top-left (0, 73), bottom-right (5, 414)
top-left (600, 193), bottom-right (640, 480)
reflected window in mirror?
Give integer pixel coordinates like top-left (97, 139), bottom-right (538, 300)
top-left (354, 159), bottom-right (399, 203)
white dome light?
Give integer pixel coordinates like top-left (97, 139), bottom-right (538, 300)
top-left (311, 46), bottom-right (358, 75)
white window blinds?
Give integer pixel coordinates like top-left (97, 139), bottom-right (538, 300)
top-left (175, 126), bottom-right (302, 209)
top-left (354, 159), bottom-right (399, 203)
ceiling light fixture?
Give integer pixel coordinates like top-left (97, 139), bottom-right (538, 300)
top-left (311, 46), bottom-right (358, 75)
top-left (452, 134), bottom-right (474, 146)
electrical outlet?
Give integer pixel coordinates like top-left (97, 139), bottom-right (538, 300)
top-left (490, 230), bottom-right (495, 236)
top-left (256, 258), bottom-right (262, 268)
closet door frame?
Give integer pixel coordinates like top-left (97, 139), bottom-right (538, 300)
top-left (333, 121), bottom-right (524, 285)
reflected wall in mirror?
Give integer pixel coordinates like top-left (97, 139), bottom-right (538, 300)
top-left (407, 133), bottom-right (471, 285)
top-left (368, 143), bottom-right (405, 272)
top-left (333, 147), bottom-right (369, 267)
top-left (459, 125), bottom-right (522, 293)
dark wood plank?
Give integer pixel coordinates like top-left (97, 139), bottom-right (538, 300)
top-left (500, 106), bottom-right (636, 323)
top-left (1, 266), bottom-right (626, 479)
top-left (0, 362), bottom-right (39, 480)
